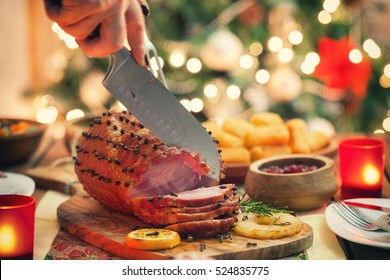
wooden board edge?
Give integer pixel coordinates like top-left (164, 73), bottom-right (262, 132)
top-left (57, 207), bottom-right (171, 260)
top-left (57, 195), bottom-right (314, 260)
top-left (214, 224), bottom-right (313, 260)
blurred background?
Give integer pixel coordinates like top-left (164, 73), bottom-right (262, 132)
top-left (1, 0), bottom-right (390, 136)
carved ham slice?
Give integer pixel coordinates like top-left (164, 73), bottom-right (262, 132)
top-left (136, 205), bottom-right (239, 226)
top-left (164, 198), bottom-right (238, 214)
top-left (129, 184), bottom-right (237, 208)
top-left (130, 185), bottom-right (239, 226)
top-left (166, 217), bottom-right (237, 238)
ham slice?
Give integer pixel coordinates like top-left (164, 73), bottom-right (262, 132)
top-left (166, 217), bottom-right (237, 238)
top-left (130, 185), bottom-right (239, 226)
top-left (129, 184), bottom-right (237, 208)
top-left (166, 198), bottom-right (238, 214)
top-left (136, 205), bottom-right (239, 226)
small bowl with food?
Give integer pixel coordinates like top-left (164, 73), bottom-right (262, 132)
top-left (0, 118), bottom-right (46, 167)
top-left (244, 154), bottom-right (338, 211)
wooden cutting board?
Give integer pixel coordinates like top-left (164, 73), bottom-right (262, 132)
top-left (57, 192), bottom-right (313, 260)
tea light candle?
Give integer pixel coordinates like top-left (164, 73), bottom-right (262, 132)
top-left (0, 195), bottom-right (35, 260)
top-left (339, 138), bottom-right (386, 199)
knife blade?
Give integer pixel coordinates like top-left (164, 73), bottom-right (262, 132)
top-left (344, 201), bottom-right (390, 213)
top-left (102, 48), bottom-right (220, 183)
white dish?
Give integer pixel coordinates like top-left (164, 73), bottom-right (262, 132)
top-left (325, 198), bottom-right (390, 250)
top-left (0, 172), bottom-right (35, 196)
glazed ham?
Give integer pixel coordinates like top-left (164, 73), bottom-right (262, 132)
top-left (74, 111), bottom-right (237, 237)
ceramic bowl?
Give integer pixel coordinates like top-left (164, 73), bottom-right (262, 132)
top-left (244, 154), bottom-right (338, 211)
top-left (0, 118), bottom-right (46, 167)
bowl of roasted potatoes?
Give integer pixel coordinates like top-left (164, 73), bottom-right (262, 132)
top-left (202, 112), bottom-right (337, 184)
top-left (243, 154), bottom-right (338, 211)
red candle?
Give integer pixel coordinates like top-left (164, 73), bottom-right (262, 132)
top-left (0, 195), bottom-right (35, 260)
top-left (339, 138), bottom-right (386, 199)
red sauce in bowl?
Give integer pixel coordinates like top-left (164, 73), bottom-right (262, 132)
top-left (260, 164), bottom-right (318, 174)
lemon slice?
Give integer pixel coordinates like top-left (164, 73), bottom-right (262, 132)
top-left (125, 228), bottom-right (181, 250)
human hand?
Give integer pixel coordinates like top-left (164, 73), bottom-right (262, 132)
top-left (44, 0), bottom-right (149, 65)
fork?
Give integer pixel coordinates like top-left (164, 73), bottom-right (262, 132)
top-left (332, 201), bottom-right (381, 231)
top-left (144, 32), bottom-right (168, 89)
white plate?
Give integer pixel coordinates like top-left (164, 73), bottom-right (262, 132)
top-left (325, 198), bottom-right (390, 250)
top-left (0, 172), bottom-right (35, 196)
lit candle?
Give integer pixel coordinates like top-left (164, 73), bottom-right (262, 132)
top-left (0, 195), bottom-right (35, 260)
top-left (362, 164), bottom-right (380, 185)
top-left (339, 138), bottom-right (386, 199)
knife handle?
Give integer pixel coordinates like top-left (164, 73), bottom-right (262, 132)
top-left (44, 0), bottom-right (62, 9)
top-left (88, 24), bottom-right (101, 39)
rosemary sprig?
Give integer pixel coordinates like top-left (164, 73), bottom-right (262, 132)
top-left (238, 193), bottom-right (293, 216)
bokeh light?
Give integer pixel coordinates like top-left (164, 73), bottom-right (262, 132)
top-left (318, 10), bottom-right (332, 24)
top-left (255, 69), bottom-right (270, 84)
top-left (268, 36), bottom-right (283, 52)
top-left (349, 49), bottom-right (363, 64)
top-left (186, 58), bottom-right (202, 73)
top-left (288, 30), bottom-right (303, 45)
top-left (170, 50), bottom-right (186, 67)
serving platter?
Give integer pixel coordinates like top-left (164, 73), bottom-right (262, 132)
top-left (57, 191), bottom-right (313, 260)
top-left (221, 139), bottom-right (338, 185)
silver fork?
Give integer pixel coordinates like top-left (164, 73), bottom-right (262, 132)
top-left (144, 32), bottom-right (168, 89)
top-left (332, 201), bottom-right (381, 231)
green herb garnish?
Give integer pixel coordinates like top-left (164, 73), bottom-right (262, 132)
top-left (238, 193), bottom-right (293, 216)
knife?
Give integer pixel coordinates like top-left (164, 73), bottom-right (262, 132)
top-left (102, 48), bottom-right (221, 183)
top-left (344, 201), bottom-right (390, 213)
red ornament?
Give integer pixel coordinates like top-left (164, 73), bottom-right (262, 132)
top-left (312, 37), bottom-right (372, 99)
top-left (238, 3), bottom-right (264, 27)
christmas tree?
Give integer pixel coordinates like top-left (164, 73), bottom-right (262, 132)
top-left (33, 0), bottom-right (390, 135)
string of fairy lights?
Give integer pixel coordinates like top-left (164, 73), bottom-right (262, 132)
top-left (37, 0), bottom-right (389, 134)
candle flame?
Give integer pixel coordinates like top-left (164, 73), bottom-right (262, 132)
top-left (0, 224), bottom-right (17, 254)
top-left (362, 164), bottom-right (380, 185)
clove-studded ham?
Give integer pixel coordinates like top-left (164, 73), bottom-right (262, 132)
top-left (74, 111), bottom-right (237, 238)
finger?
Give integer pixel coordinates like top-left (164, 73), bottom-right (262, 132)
top-left (44, 0), bottom-right (91, 26)
top-left (77, 11), bottom-right (125, 58)
top-left (61, 14), bottom-right (105, 40)
top-left (125, 3), bottom-right (146, 66)
top-left (44, 0), bottom-right (115, 27)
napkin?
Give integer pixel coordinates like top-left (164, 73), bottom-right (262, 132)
top-left (297, 213), bottom-right (346, 260)
top-left (34, 190), bottom-right (71, 260)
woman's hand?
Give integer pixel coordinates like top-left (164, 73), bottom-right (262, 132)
top-left (44, 0), bottom-right (149, 65)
